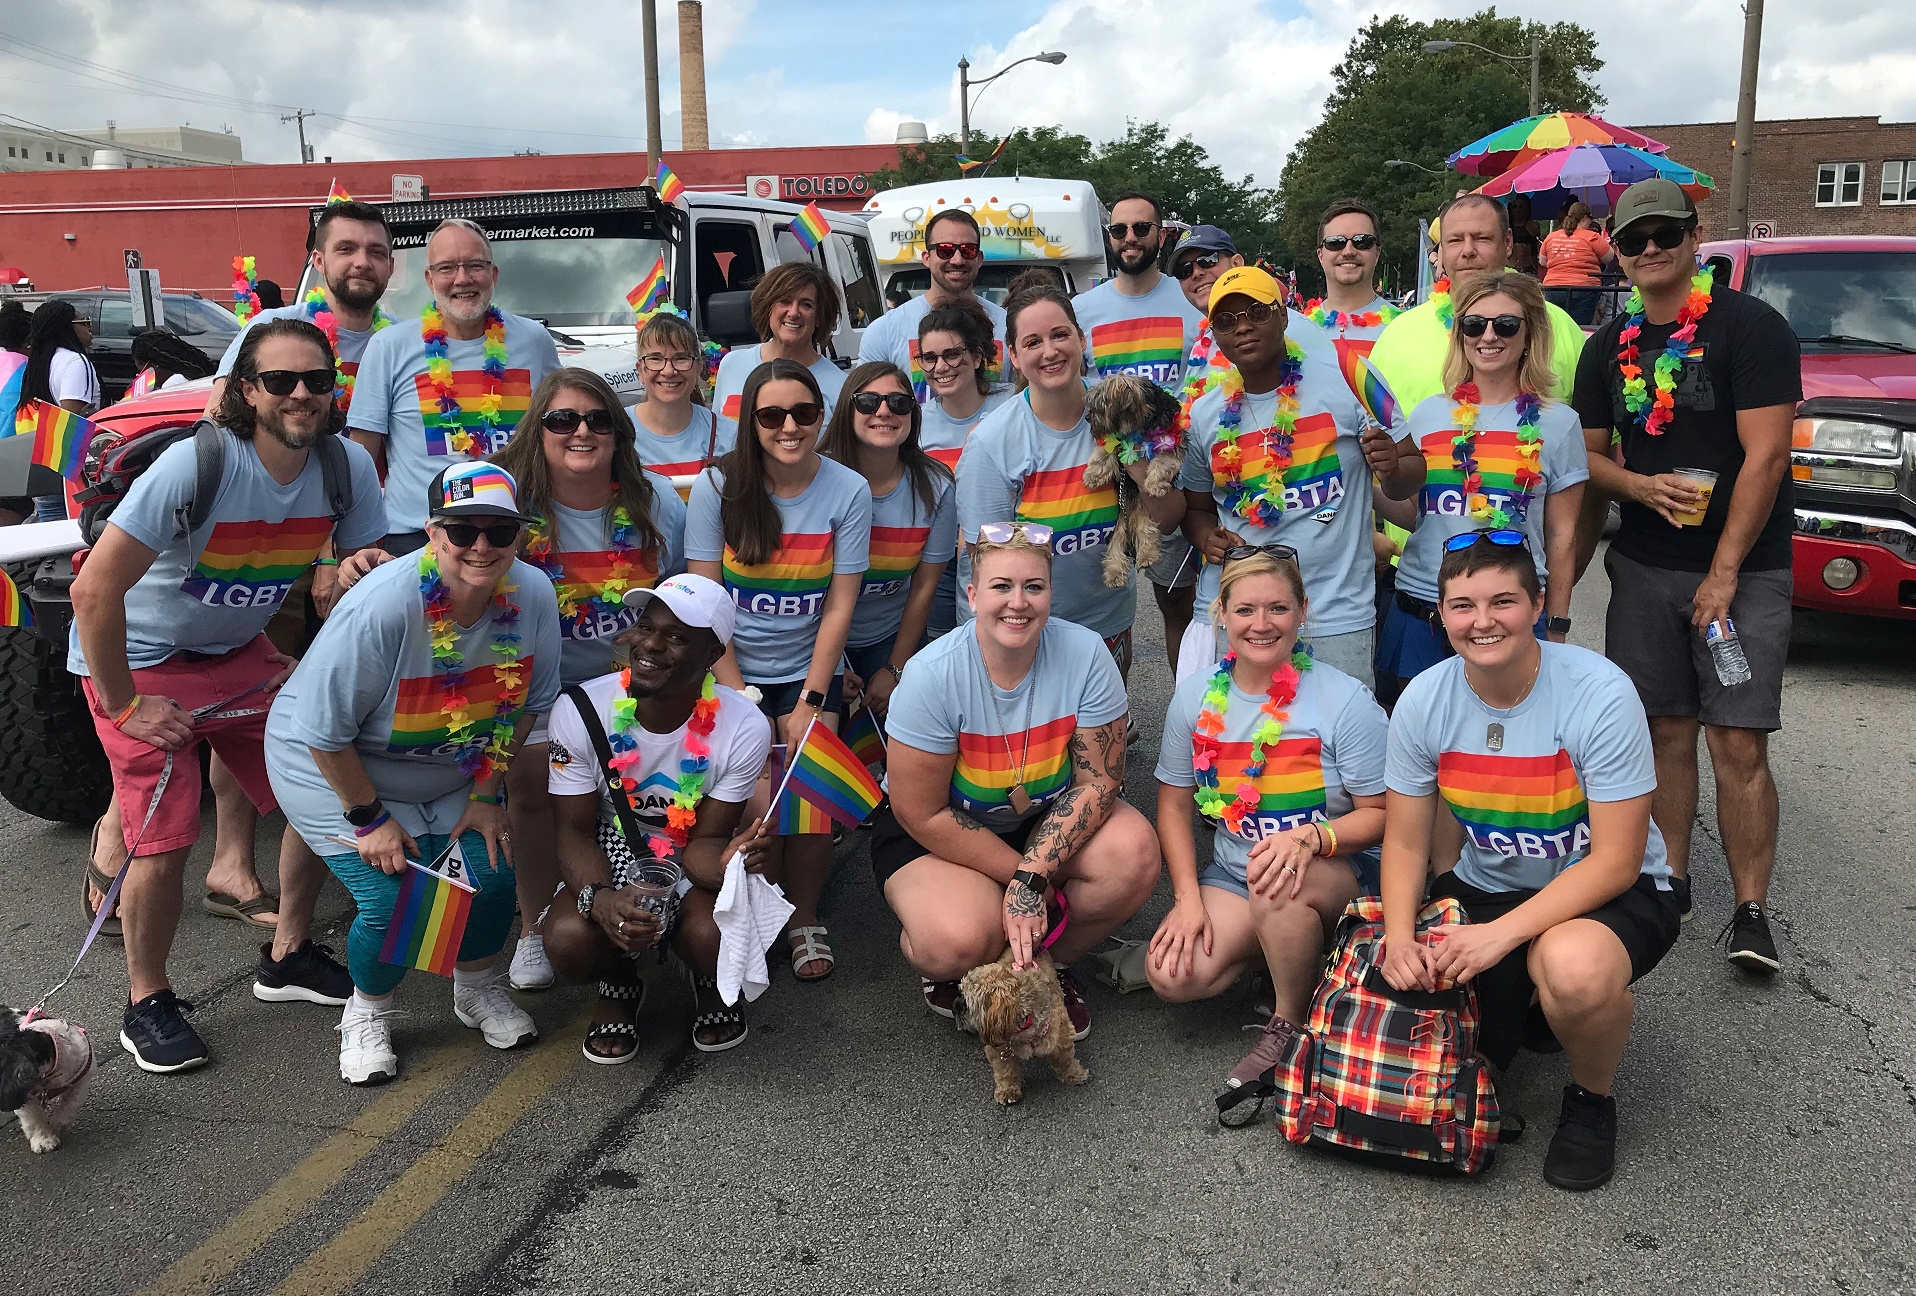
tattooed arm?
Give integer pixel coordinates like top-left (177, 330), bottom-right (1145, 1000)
top-left (999, 714), bottom-right (1127, 968)
top-left (887, 738), bottom-right (1026, 882)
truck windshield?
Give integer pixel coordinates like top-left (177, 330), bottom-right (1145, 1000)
top-left (1744, 250), bottom-right (1916, 352)
top-left (379, 234), bottom-right (671, 329)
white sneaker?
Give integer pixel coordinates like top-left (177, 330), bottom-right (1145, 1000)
top-left (453, 971), bottom-right (539, 1049)
top-left (508, 933), bottom-right (555, 991)
top-left (338, 1000), bottom-right (400, 1085)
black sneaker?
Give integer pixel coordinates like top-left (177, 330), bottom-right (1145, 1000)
top-left (1670, 875), bottom-right (1693, 924)
top-left (254, 940), bottom-right (353, 1005)
top-left (1056, 966), bottom-right (1091, 1041)
top-left (1542, 1084), bottom-right (1617, 1191)
top-left (120, 990), bottom-right (209, 1074)
top-left (1718, 902), bottom-right (1780, 974)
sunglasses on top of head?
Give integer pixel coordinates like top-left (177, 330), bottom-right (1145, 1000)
top-left (442, 521), bottom-right (522, 549)
top-left (929, 241), bottom-right (983, 262)
top-left (252, 368), bottom-right (338, 396)
top-left (540, 407), bottom-right (616, 434)
top-left (974, 521), bottom-right (1054, 548)
top-left (1171, 251), bottom-right (1223, 281)
top-left (1613, 222), bottom-right (1693, 258)
top-left (1458, 314), bottom-right (1525, 339)
top-left (1106, 221), bottom-right (1158, 241)
top-left (851, 391), bottom-right (915, 417)
top-left (752, 402), bottom-right (822, 431)
top-left (1222, 542), bottom-right (1300, 565)
top-left (1319, 234), bottom-right (1379, 252)
top-left (1443, 527), bottom-right (1527, 554)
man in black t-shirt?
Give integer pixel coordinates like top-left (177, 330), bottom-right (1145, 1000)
top-left (1572, 178), bottom-right (1799, 978)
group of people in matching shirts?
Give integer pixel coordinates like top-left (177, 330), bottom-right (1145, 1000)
top-left (73, 192), bottom-right (1676, 1198)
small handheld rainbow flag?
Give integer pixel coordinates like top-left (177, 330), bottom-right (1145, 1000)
top-left (789, 201), bottom-right (830, 254)
top-left (626, 256), bottom-right (669, 316)
top-left (654, 159), bottom-right (686, 203)
top-left (378, 843), bottom-right (475, 977)
top-left (12, 399), bottom-right (91, 481)
top-left (772, 717), bottom-right (885, 835)
top-left (842, 705), bottom-right (886, 771)
top-left (1339, 345), bottom-right (1402, 431)
top-left (326, 179), bottom-right (353, 205)
top-left (0, 569), bottom-right (30, 628)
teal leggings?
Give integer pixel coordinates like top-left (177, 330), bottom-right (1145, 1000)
top-left (323, 832), bottom-right (518, 996)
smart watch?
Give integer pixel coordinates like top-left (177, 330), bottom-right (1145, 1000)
top-left (1546, 616), bottom-right (1573, 634)
top-left (799, 688), bottom-right (829, 711)
top-left (1011, 869), bottom-right (1051, 894)
top-left (345, 799), bottom-right (387, 828)
top-left (577, 883), bottom-right (600, 919)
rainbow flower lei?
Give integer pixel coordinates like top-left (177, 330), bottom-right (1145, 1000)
top-left (304, 286), bottom-right (394, 416)
top-left (1174, 323), bottom-right (1231, 439)
top-left (524, 504), bottom-right (639, 635)
top-left (232, 256), bottom-right (260, 325)
top-left (1428, 276), bottom-right (1453, 331)
top-left (418, 548), bottom-right (524, 782)
top-left (607, 669), bottom-right (719, 858)
top-left (1211, 337), bottom-right (1307, 528)
top-left (1302, 299), bottom-right (1402, 332)
top-left (1449, 383), bottom-right (1544, 528)
top-left (1616, 267), bottom-right (1714, 438)
top-left (1192, 649), bottom-right (1311, 831)
top-left (421, 303), bottom-right (511, 459)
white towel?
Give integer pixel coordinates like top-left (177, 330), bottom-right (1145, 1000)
top-left (712, 849), bottom-right (795, 1006)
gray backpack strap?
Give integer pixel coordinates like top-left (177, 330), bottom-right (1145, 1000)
top-left (314, 432), bottom-right (352, 523)
top-left (182, 420), bottom-right (225, 537)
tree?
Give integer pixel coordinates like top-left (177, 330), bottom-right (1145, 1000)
top-left (866, 120), bottom-right (1289, 265)
top-left (1278, 9), bottom-right (1604, 295)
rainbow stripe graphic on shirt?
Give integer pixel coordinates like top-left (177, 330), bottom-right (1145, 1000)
top-left (388, 659), bottom-right (535, 756)
top-left (181, 516), bottom-right (332, 608)
top-left (860, 524), bottom-right (930, 598)
top-left (412, 367), bottom-right (534, 458)
top-left (1418, 425), bottom-right (1542, 519)
top-left (1438, 749), bottom-right (1590, 859)
top-left (1207, 408), bottom-right (1345, 513)
top-left (952, 714), bottom-right (1074, 817)
top-left (1210, 736), bottom-right (1329, 839)
top-left (906, 338), bottom-right (1007, 399)
top-left (719, 393), bottom-right (742, 422)
top-left (1017, 464), bottom-right (1118, 552)
top-left (551, 548), bottom-right (660, 640)
top-left (1087, 317), bottom-right (1186, 389)
top-left (722, 532), bottom-right (833, 616)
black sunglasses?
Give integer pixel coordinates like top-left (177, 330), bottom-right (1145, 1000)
top-left (440, 521), bottom-right (522, 548)
top-left (752, 402), bottom-right (822, 431)
top-left (1172, 252), bottom-right (1223, 281)
top-left (1106, 221), bottom-right (1158, 241)
top-left (541, 407), bottom-right (616, 434)
top-left (1223, 542), bottom-right (1300, 564)
top-left (1320, 234), bottom-right (1379, 252)
top-left (1442, 527), bottom-right (1527, 553)
top-left (929, 241), bottom-right (983, 262)
top-left (1613, 222), bottom-right (1692, 258)
top-left (252, 368), bottom-right (338, 396)
top-left (1211, 301), bottom-right (1275, 332)
top-left (851, 391), bottom-right (915, 416)
top-left (1459, 314), bottom-right (1525, 339)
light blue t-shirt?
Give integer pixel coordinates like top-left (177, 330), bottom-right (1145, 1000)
top-left (858, 293), bottom-right (1008, 401)
top-left (1072, 276), bottom-right (1204, 391)
top-left (1157, 658), bottom-right (1388, 886)
top-left (920, 387), bottom-right (1012, 472)
top-left (886, 618), bottom-right (1127, 832)
top-left (954, 393), bottom-right (1134, 640)
top-left (1176, 347), bottom-right (1375, 636)
top-left (348, 309), bottom-right (561, 533)
top-left (633, 404), bottom-right (732, 496)
top-left (526, 481), bottom-right (687, 685)
top-left (708, 344), bottom-right (847, 447)
top-left (847, 467), bottom-right (957, 649)
top-left (70, 425), bottom-right (386, 673)
top-left (1385, 643), bottom-right (1671, 894)
top-left (683, 456), bottom-right (873, 684)
top-left (215, 302), bottom-right (382, 377)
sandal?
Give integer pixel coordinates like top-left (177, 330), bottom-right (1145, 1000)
top-left (582, 979), bottom-right (646, 1066)
top-left (690, 973), bottom-right (747, 1053)
top-left (786, 925), bottom-right (836, 982)
top-left (81, 816), bottom-right (123, 941)
top-left (203, 890), bottom-right (281, 930)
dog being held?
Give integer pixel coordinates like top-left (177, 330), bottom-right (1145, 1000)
top-left (1, 1007), bottom-right (92, 1153)
top-left (1082, 373), bottom-right (1187, 587)
top-left (956, 950), bottom-right (1088, 1105)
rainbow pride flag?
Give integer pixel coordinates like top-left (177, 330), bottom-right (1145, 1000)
top-left (12, 399), bottom-right (91, 481)
top-left (654, 160), bottom-right (686, 203)
top-left (378, 849), bottom-right (475, 977)
top-left (773, 717), bottom-right (884, 834)
top-left (1336, 343), bottom-right (1401, 430)
top-left (326, 179), bottom-right (354, 204)
top-left (842, 705), bottom-right (886, 770)
top-left (790, 201), bottom-right (830, 254)
top-left (956, 132), bottom-right (1013, 174)
top-left (0, 568), bottom-right (30, 628)
top-left (627, 257), bottom-right (669, 316)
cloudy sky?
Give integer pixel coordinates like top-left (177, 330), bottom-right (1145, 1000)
top-left (4, 0), bottom-right (1912, 185)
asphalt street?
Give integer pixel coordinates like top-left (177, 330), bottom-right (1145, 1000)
top-left (3, 550), bottom-right (1913, 1296)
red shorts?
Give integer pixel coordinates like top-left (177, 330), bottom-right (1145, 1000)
top-left (83, 635), bottom-right (282, 857)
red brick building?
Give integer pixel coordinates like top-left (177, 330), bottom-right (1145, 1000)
top-left (1630, 116), bottom-right (1916, 238)
top-left (0, 143), bottom-right (900, 295)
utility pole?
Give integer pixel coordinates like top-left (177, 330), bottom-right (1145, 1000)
top-left (957, 58), bottom-right (972, 158)
top-left (1528, 35), bottom-right (1541, 116)
top-left (282, 109), bottom-right (315, 163)
top-left (642, 0), bottom-right (663, 175)
top-left (1728, 0), bottom-right (1765, 238)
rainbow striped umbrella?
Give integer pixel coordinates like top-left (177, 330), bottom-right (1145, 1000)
top-left (1472, 143), bottom-right (1713, 219)
top-left (1447, 112), bottom-right (1667, 178)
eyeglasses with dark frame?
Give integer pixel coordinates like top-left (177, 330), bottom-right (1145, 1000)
top-left (851, 391), bottom-right (915, 417)
top-left (1612, 223), bottom-right (1693, 258)
top-left (440, 520), bottom-right (522, 549)
top-left (1458, 314), bottom-right (1525, 339)
top-left (1319, 234), bottom-right (1380, 252)
top-left (251, 368), bottom-right (339, 396)
top-left (918, 345), bottom-right (976, 371)
top-left (1106, 221), bottom-right (1159, 242)
top-left (639, 353), bottom-right (698, 373)
top-left (752, 403), bottom-right (823, 431)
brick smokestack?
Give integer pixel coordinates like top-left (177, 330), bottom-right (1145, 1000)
top-left (678, 2), bottom-right (710, 151)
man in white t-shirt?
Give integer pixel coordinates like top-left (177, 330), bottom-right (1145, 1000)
top-left (541, 573), bottom-right (775, 1059)
top-left (858, 207), bottom-right (1007, 399)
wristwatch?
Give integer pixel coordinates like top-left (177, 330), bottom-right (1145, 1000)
top-left (1011, 869), bottom-right (1051, 894)
top-left (798, 687), bottom-right (829, 711)
top-left (344, 799), bottom-right (386, 828)
top-left (576, 883), bottom-right (600, 919)
top-left (1546, 616), bottom-right (1573, 634)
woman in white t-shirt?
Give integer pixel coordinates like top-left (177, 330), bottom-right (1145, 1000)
top-left (707, 261), bottom-right (848, 445)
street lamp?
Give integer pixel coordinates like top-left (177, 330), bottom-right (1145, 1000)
top-left (1384, 158), bottom-right (1444, 175)
top-left (958, 51), bottom-right (1066, 157)
top-left (1423, 36), bottom-right (1542, 116)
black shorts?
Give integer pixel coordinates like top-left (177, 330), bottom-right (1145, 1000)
top-left (754, 673), bottom-right (845, 721)
top-left (1431, 871), bottom-right (1682, 1071)
top-left (869, 803), bottom-right (1037, 891)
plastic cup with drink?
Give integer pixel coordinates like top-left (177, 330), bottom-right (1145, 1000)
top-left (1671, 468), bottom-right (1717, 526)
top-left (620, 857), bottom-right (684, 945)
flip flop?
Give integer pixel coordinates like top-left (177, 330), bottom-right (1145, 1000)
top-left (82, 816), bottom-right (123, 941)
top-left (203, 890), bottom-right (281, 930)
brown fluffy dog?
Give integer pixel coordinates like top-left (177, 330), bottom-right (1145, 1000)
top-left (956, 950), bottom-right (1089, 1105)
top-left (1083, 373), bottom-right (1186, 587)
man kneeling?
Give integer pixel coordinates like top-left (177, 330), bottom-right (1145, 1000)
top-left (1379, 530), bottom-right (1681, 1191)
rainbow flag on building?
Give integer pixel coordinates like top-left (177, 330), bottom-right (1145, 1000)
top-left (1336, 344), bottom-right (1402, 430)
top-left (789, 201), bottom-right (830, 254)
top-left (378, 846), bottom-right (475, 977)
top-left (842, 704), bottom-right (886, 771)
top-left (654, 159), bottom-right (686, 203)
top-left (626, 256), bottom-right (669, 316)
top-left (0, 569), bottom-right (30, 628)
top-left (773, 716), bottom-right (884, 835)
top-left (11, 398), bottom-right (91, 481)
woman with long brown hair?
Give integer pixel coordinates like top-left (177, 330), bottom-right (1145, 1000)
top-left (707, 262), bottom-right (847, 444)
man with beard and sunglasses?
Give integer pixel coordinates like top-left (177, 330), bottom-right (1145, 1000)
top-left (1299, 198), bottom-right (1400, 358)
top-left (70, 319), bottom-right (389, 1074)
top-left (1571, 179), bottom-right (1799, 974)
top-left (349, 218), bottom-right (560, 552)
top-left (858, 207), bottom-right (1007, 399)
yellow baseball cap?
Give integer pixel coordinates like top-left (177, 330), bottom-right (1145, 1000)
top-left (1209, 266), bottom-right (1282, 314)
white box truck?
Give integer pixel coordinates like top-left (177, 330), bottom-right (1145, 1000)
top-left (862, 177), bottom-right (1107, 304)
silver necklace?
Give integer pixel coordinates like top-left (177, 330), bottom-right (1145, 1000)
top-left (977, 634), bottom-right (1041, 814)
top-left (1469, 653), bottom-right (1542, 751)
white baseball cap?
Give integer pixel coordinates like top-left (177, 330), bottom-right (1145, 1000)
top-left (622, 572), bottom-right (735, 643)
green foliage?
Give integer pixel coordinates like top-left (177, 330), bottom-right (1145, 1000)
top-left (866, 121), bottom-right (1289, 266)
top-left (1278, 8), bottom-right (1605, 295)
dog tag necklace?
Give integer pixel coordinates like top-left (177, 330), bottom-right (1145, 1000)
top-left (980, 637), bottom-right (1040, 815)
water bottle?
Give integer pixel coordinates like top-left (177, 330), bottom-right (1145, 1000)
top-left (1705, 618), bottom-right (1752, 686)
